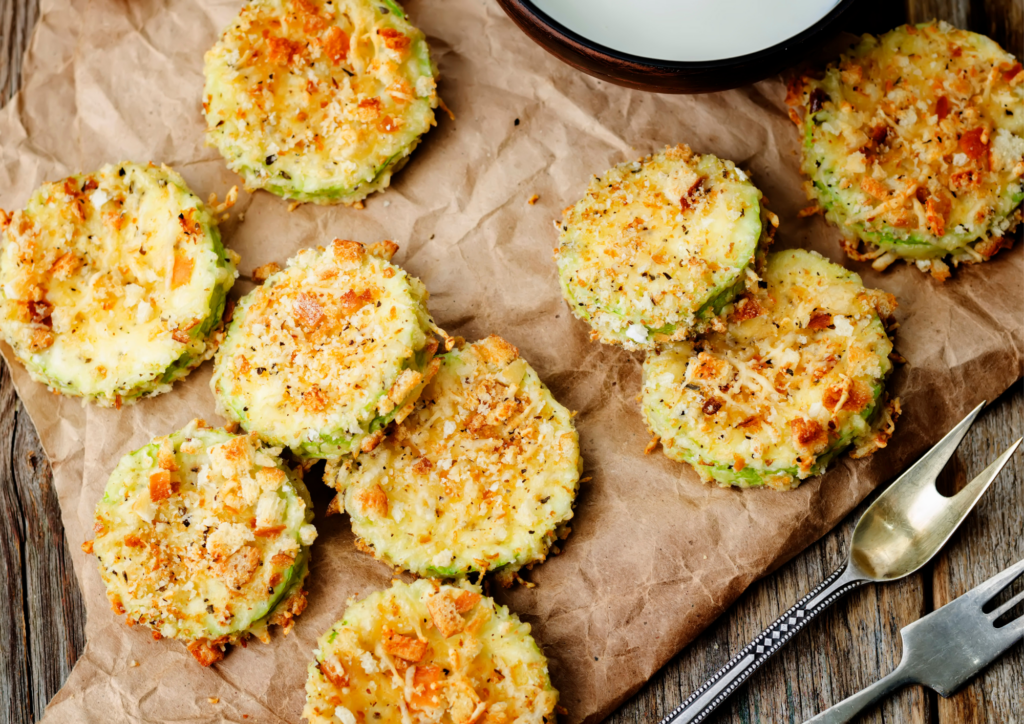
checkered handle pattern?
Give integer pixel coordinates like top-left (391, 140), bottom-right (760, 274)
top-left (659, 564), bottom-right (868, 724)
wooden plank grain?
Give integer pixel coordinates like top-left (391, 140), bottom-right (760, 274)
top-left (932, 387), bottom-right (1024, 724)
top-left (14, 397), bottom-right (87, 720)
top-left (0, 0), bottom-right (40, 107)
top-left (0, 356), bottom-right (88, 724)
top-left (612, 499), bottom-right (932, 724)
top-left (612, 390), bottom-right (1024, 724)
top-left (0, 364), bottom-right (33, 724)
top-left (907, 0), bottom-right (1023, 53)
top-left (904, 0), bottom-right (971, 28)
top-left (0, 0), bottom-right (86, 692)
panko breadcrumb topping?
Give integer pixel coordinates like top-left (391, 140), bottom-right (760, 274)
top-left (91, 420), bottom-right (316, 665)
top-left (212, 239), bottom-right (441, 458)
top-left (788, 21), bottom-right (1023, 279)
top-left (203, 0), bottom-right (439, 205)
top-left (324, 335), bottom-right (581, 581)
top-left (555, 145), bottom-right (768, 350)
top-left (0, 163), bottom-right (237, 406)
top-left (303, 579), bottom-right (558, 724)
top-left (643, 249), bottom-right (898, 490)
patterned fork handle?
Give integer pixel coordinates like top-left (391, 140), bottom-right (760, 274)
top-left (659, 564), bottom-right (869, 724)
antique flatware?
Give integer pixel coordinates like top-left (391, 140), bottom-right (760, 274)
top-left (806, 556), bottom-right (1024, 722)
top-left (658, 400), bottom-right (1021, 724)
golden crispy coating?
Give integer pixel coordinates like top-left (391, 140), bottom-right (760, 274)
top-left (324, 336), bottom-right (581, 579)
top-left (789, 22), bottom-right (1023, 279)
top-left (90, 421), bottom-right (317, 664)
top-left (212, 239), bottom-right (440, 458)
top-left (0, 163), bottom-right (236, 406)
top-left (303, 580), bottom-right (558, 724)
top-left (204, 0), bottom-right (438, 205)
top-left (643, 249), bottom-right (898, 490)
top-left (555, 145), bottom-right (767, 349)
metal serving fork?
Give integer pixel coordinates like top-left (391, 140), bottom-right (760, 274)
top-left (806, 556), bottom-right (1024, 723)
top-left (658, 401), bottom-right (1022, 724)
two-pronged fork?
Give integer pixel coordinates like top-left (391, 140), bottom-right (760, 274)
top-left (659, 401), bottom-right (1022, 724)
top-left (806, 556), bottom-right (1024, 722)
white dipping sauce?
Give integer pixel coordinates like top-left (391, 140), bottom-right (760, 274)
top-left (531, 0), bottom-right (841, 62)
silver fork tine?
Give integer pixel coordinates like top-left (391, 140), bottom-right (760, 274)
top-left (806, 557), bottom-right (1024, 722)
top-left (990, 585), bottom-right (1024, 622)
top-left (948, 437), bottom-right (1023, 509)
top-left (887, 401), bottom-right (985, 492)
top-left (963, 557), bottom-right (1024, 606)
top-left (677, 404), bottom-right (1011, 724)
top-left (1005, 612), bottom-right (1024, 637)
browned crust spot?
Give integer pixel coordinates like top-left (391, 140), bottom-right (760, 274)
top-left (187, 639), bottom-right (225, 667)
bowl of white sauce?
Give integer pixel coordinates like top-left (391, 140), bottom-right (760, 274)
top-left (496, 0), bottom-right (855, 93)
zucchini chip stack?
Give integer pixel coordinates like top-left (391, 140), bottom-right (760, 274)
top-left (555, 145), bottom-right (770, 350)
top-left (0, 163), bottom-right (237, 406)
top-left (89, 420), bottom-right (317, 666)
top-left (212, 239), bottom-right (441, 458)
top-left (642, 249), bottom-right (898, 490)
top-left (303, 580), bottom-right (558, 724)
top-left (324, 336), bottom-right (581, 581)
top-left (788, 22), bottom-right (1023, 279)
top-left (204, 0), bottom-right (439, 205)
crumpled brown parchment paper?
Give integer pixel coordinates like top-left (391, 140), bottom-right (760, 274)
top-left (0, 0), bottom-right (1021, 722)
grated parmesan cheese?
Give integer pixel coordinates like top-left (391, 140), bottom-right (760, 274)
top-left (789, 22), bottom-right (1024, 274)
top-left (642, 249), bottom-right (896, 490)
top-left (91, 423), bottom-right (315, 665)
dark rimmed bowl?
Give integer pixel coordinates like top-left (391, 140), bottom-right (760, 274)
top-left (496, 0), bottom-right (858, 93)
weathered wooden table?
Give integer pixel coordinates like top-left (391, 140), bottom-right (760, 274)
top-left (1, 0), bottom-right (1021, 722)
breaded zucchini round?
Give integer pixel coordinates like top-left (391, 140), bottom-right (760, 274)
top-left (788, 22), bottom-right (1024, 280)
top-left (89, 419), bottom-right (317, 666)
top-left (555, 145), bottom-right (768, 350)
top-left (324, 336), bottom-right (580, 580)
top-left (0, 163), bottom-right (237, 406)
top-left (303, 579), bottom-right (558, 724)
top-left (204, 0), bottom-right (439, 205)
top-left (212, 239), bottom-right (440, 459)
top-left (642, 249), bottom-right (899, 490)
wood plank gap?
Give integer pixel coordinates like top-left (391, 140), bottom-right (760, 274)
top-left (16, 419), bottom-right (38, 724)
top-left (0, 363), bottom-right (34, 724)
top-left (14, 400), bottom-right (87, 720)
top-left (0, 0), bottom-right (40, 107)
